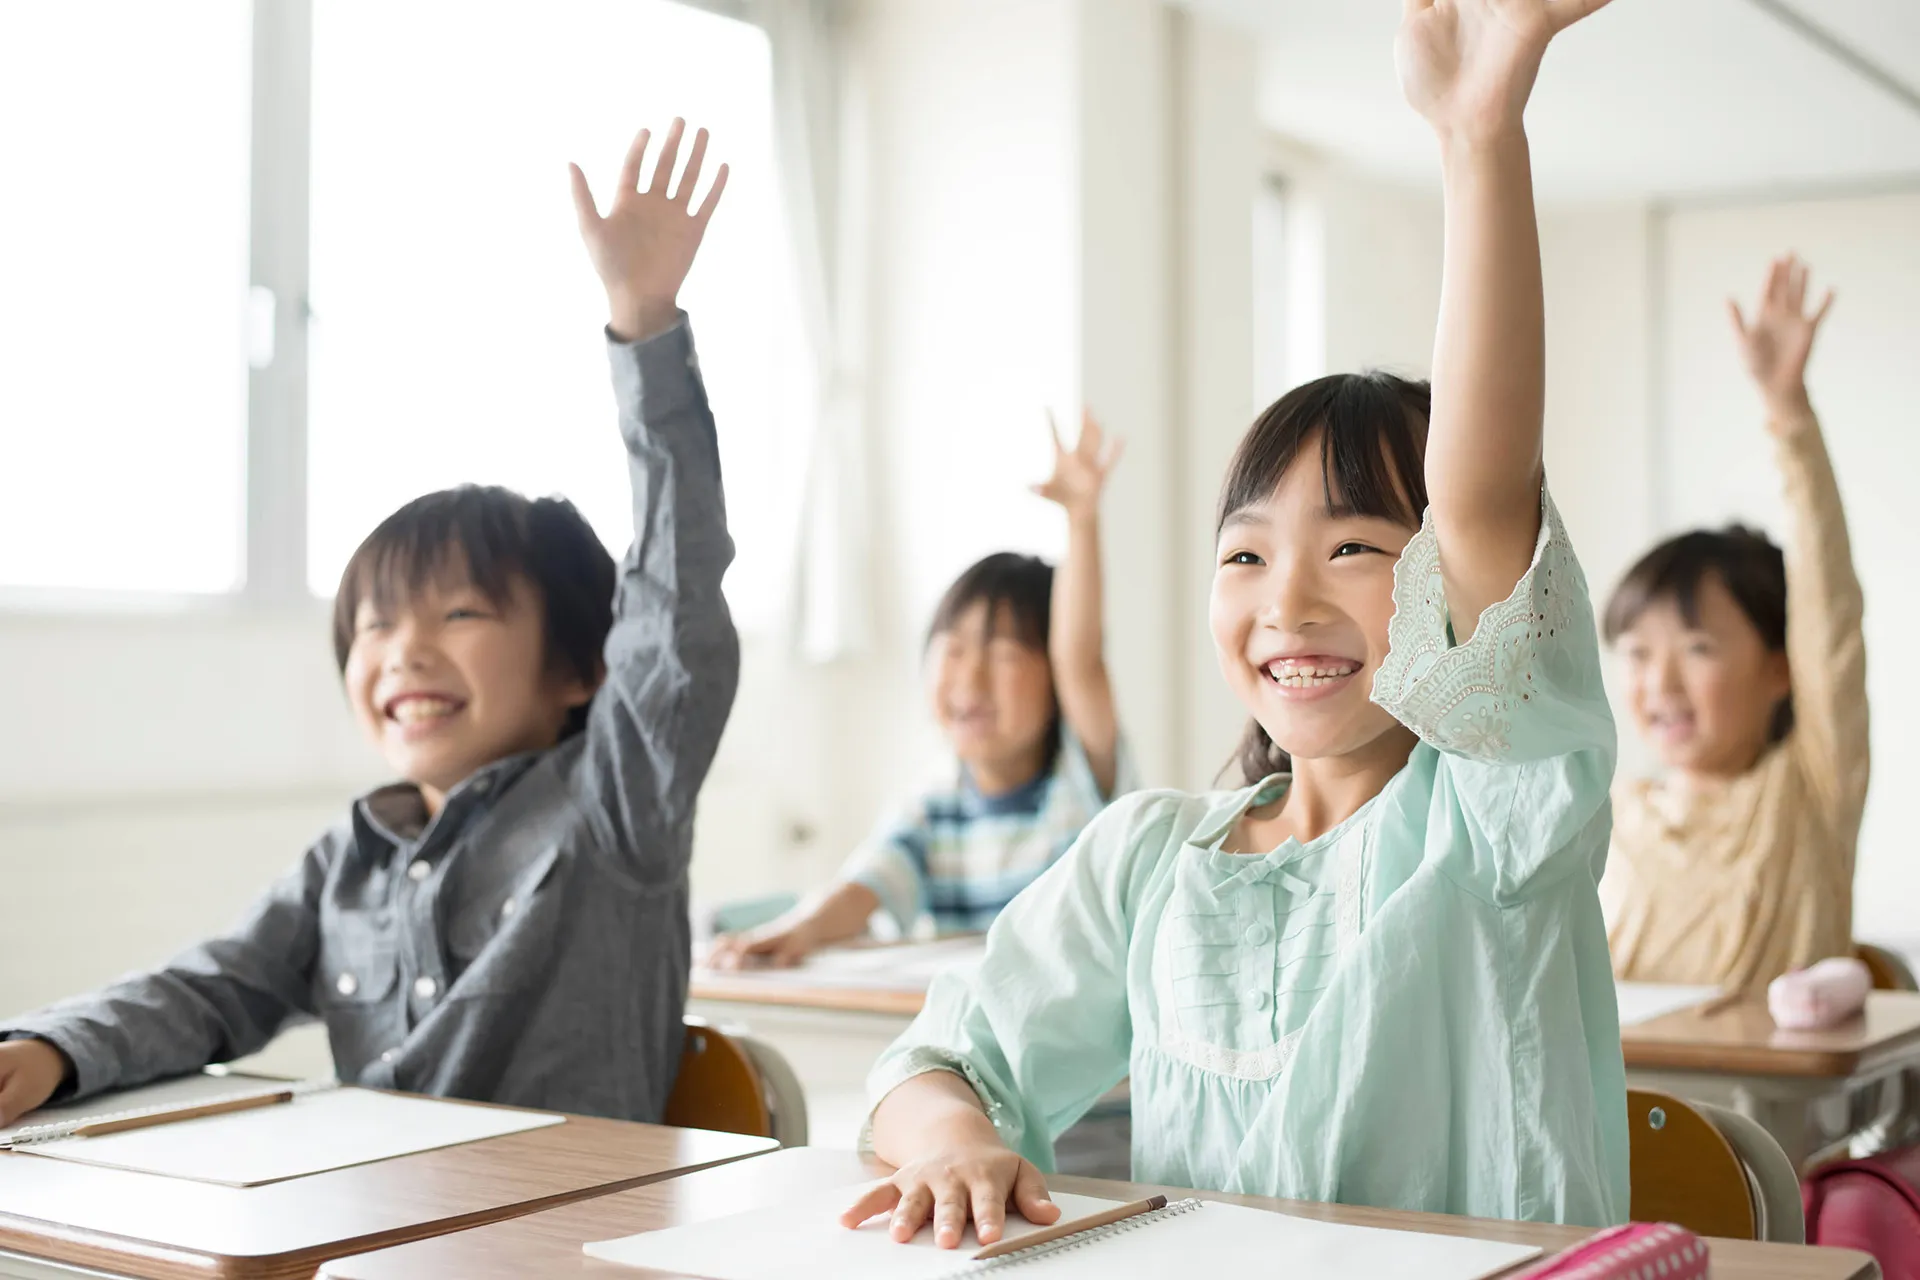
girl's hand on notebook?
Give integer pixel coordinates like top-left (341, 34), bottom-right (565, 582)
top-left (705, 919), bottom-right (819, 969)
top-left (0, 1037), bottom-right (69, 1126)
top-left (1730, 254), bottom-right (1832, 426)
top-left (1032, 409), bottom-right (1123, 521)
top-left (1395, 0), bottom-right (1614, 143)
top-left (569, 118), bottom-right (730, 343)
top-left (841, 1139), bottom-right (1060, 1249)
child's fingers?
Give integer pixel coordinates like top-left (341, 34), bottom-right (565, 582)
top-left (969, 1176), bottom-right (1009, 1244)
top-left (676, 129), bottom-right (711, 206)
top-left (841, 1179), bottom-right (901, 1228)
top-left (929, 1175), bottom-right (971, 1249)
top-left (1546, 0), bottom-right (1616, 33)
top-left (1812, 287), bottom-right (1836, 327)
top-left (648, 118), bottom-right (687, 195)
top-left (567, 164), bottom-right (600, 230)
top-left (1011, 1161), bottom-right (1060, 1225)
top-left (1764, 256), bottom-right (1787, 310)
top-left (890, 1184), bottom-right (934, 1242)
top-left (1101, 435), bottom-right (1127, 474)
top-left (0, 1071), bottom-right (36, 1128)
top-left (1044, 409), bottom-right (1067, 453)
top-left (617, 128), bottom-right (652, 194)
top-left (1787, 259), bottom-right (1808, 311)
top-left (694, 164), bottom-right (731, 224)
top-left (1726, 299), bottom-right (1748, 343)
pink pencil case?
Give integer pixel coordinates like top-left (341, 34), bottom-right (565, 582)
top-left (1507, 1223), bottom-right (1708, 1280)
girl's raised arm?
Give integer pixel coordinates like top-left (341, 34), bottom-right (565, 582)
top-left (1396, 0), bottom-right (1614, 640)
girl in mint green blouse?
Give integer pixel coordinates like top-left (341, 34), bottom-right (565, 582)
top-left (846, 0), bottom-right (1628, 1246)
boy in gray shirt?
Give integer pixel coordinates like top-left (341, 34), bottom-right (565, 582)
top-left (0, 119), bottom-right (738, 1126)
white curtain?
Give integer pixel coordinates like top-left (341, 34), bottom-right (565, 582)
top-left (749, 0), bottom-right (873, 662)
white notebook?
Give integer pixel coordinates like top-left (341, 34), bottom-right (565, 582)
top-left (1615, 981), bottom-right (1722, 1026)
top-left (4, 1080), bottom-right (564, 1186)
top-left (583, 1185), bottom-right (1544, 1280)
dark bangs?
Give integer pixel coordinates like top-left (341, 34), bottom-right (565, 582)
top-left (1216, 371), bottom-right (1431, 534)
top-left (925, 551), bottom-right (1054, 651)
top-left (1220, 372), bottom-right (1432, 786)
top-left (331, 485), bottom-right (616, 737)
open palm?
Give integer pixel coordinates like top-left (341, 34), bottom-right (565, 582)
top-left (1729, 254), bottom-right (1832, 407)
top-left (1396, 0), bottom-right (1614, 137)
top-left (1032, 410), bottom-right (1123, 519)
top-left (570, 118), bottom-right (729, 339)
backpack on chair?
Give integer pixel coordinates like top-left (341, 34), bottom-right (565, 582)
top-left (1803, 1145), bottom-right (1920, 1280)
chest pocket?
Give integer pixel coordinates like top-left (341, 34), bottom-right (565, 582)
top-left (316, 910), bottom-right (401, 1008)
top-left (1153, 843), bottom-right (1346, 1081)
top-left (444, 843), bottom-right (564, 997)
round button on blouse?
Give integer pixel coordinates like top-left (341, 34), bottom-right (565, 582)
top-left (1245, 922), bottom-right (1273, 946)
top-left (335, 972), bottom-right (359, 997)
top-left (413, 976), bottom-right (438, 1000)
top-left (1245, 988), bottom-right (1269, 1011)
top-left (406, 859), bottom-right (430, 882)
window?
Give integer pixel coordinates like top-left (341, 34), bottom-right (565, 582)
top-left (307, 0), bottom-right (809, 624)
top-left (2, 0), bottom-right (808, 626)
top-left (0, 1), bottom-right (252, 594)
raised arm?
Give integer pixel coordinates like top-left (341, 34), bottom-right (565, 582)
top-left (1031, 410), bottom-right (1122, 794)
top-left (1730, 256), bottom-right (1869, 821)
top-left (1396, 0), bottom-right (1614, 640)
top-left (567, 121), bottom-right (742, 883)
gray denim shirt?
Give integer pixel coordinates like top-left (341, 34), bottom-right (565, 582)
top-left (3, 319), bottom-right (739, 1123)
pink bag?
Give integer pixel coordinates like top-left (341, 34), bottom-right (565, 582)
top-left (1508, 1223), bottom-right (1708, 1280)
top-left (1804, 1146), bottom-right (1920, 1280)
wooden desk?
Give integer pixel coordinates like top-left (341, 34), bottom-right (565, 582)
top-left (317, 1144), bottom-right (1877, 1280)
top-left (1623, 991), bottom-right (1920, 1166)
top-left (0, 1109), bottom-right (776, 1280)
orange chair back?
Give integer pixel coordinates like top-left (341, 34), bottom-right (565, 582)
top-left (1627, 1089), bottom-right (1757, 1240)
top-left (1856, 943), bottom-right (1917, 992)
top-left (662, 1019), bottom-right (773, 1139)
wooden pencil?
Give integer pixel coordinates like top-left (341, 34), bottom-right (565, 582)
top-left (970, 1194), bottom-right (1169, 1262)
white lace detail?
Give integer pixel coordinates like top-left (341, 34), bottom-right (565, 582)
top-left (1157, 1024), bottom-right (1306, 1081)
top-left (1371, 489), bottom-right (1576, 763)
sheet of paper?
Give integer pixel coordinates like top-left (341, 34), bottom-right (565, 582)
top-left (698, 937), bottom-right (987, 992)
top-left (0, 1071), bottom-right (295, 1145)
top-left (1615, 981), bottom-right (1722, 1026)
top-left (21, 1086), bottom-right (564, 1186)
top-left (584, 1185), bottom-right (1543, 1280)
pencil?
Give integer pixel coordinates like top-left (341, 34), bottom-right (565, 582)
top-left (970, 1194), bottom-right (1169, 1261)
top-left (72, 1089), bottom-right (297, 1138)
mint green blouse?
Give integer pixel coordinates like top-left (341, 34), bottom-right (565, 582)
top-left (867, 492), bottom-right (1628, 1226)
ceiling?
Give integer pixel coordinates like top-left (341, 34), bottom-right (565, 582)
top-left (1180, 0), bottom-right (1920, 202)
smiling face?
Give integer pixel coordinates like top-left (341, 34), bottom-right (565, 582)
top-left (342, 562), bottom-right (594, 812)
top-left (927, 599), bottom-right (1058, 794)
top-left (1211, 446), bottom-right (1421, 766)
top-left (1616, 573), bottom-right (1791, 778)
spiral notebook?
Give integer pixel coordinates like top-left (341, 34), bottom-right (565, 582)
top-left (583, 1185), bottom-right (1544, 1280)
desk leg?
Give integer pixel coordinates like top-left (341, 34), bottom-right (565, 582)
top-left (1729, 1087), bottom-right (1822, 1169)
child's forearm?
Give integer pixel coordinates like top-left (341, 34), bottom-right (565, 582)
top-left (1426, 131), bottom-right (1548, 640)
top-left (869, 1070), bottom-right (1004, 1166)
top-left (795, 881), bottom-right (883, 947)
top-left (1051, 511), bottom-right (1120, 791)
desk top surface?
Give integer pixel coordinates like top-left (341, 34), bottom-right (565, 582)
top-left (1622, 990), bottom-right (1920, 1078)
top-left (0, 1105), bottom-right (774, 1280)
top-left (316, 1145), bottom-right (1877, 1280)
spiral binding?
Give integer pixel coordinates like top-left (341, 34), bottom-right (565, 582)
top-left (2, 1078), bottom-right (337, 1148)
top-left (931, 1197), bottom-right (1206, 1278)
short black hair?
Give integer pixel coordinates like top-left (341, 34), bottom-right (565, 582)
top-left (1217, 371), bottom-right (1433, 785)
top-left (331, 485), bottom-right (617, 739)
top-left (926, 551), bottom-right (1061, 771)
top-left (1604, 524), bottom-right (1792, 740)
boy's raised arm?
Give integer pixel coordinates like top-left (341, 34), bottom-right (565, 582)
top-left (569, 120), bottom-right (741, 885)
top-left (1397, 0), bottom-right (1613, 642)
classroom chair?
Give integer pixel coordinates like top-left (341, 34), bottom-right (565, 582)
top-left (1857, 943), bottom-right (1919, 993)
top-left (1627, 1088), bottom-right (1805, 1244)
top-left (662, 1017), bottom-right (810, 1148)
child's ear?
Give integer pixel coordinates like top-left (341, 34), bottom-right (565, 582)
top-left (1764, 649), bottom-right (1793, 703)
top-left (557, 662), bottom-right (605, 711)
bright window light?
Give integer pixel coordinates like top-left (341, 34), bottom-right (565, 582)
top-left (308, 0), bottom-right (811, 627)
top-left (0, 1), bottom-right (252, 594)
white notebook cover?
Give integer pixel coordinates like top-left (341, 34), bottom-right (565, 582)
top-left (583, 1184), bottom-right (1544, 1280)
top-left (15, 1085), bottom-right (564, 1186)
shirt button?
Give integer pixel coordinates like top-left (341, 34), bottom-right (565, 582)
top-left (1245, 988), bottom-right (1269, 1011)
top-left (472, 777), bottom-right (492, 795)
top-left (500, 896), bottom-right (517, 919)
top-left (335, 972), bottom-right (359, 997)
top-left (414, 976), bottom-right (438, 999)
top-left (380, 1049), bottom-right (397, 1064)
top-left (1245, 923), bottom-right (1273, 946)
top-left (407, 859), bottom-right (430, 882)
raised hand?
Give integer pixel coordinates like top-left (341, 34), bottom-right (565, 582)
top-left (1729, 254), bottom-right (1833, 419)
top-left (569, 118), bottom-right (729, 342)
top-left (1396, 0), bottom-right (1615, 140)
top-left (1031, 410), bottom-right (1123, 521)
